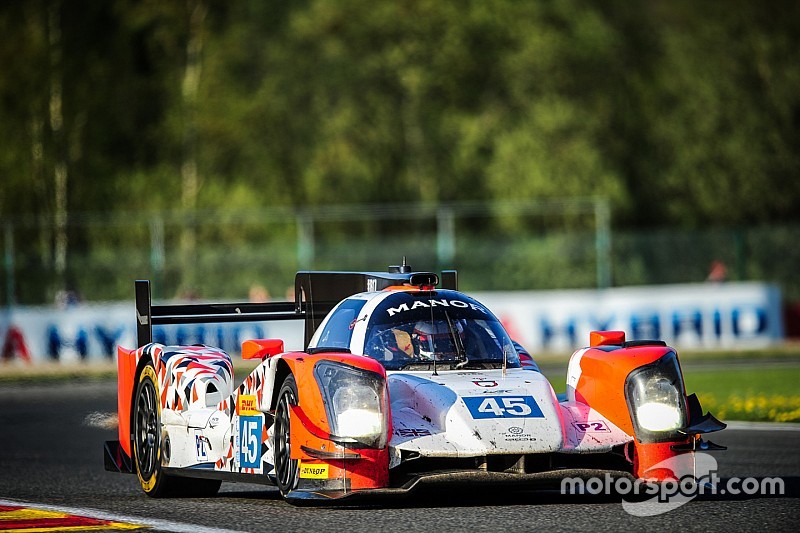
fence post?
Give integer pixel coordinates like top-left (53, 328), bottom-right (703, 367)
top-left (595, 198), bottom-right (612, 289)
top-left (436, 207), bottom-right (455, 268)
top-left (297, 211), bottom-right (315, 269)
top-left (3, 224), bottom-right (15, 306)
top-left (149, 215), bottom-right (165, 298)
top-left (734, 228), bottom-right (745, 282)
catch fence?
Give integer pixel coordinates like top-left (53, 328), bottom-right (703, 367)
top-left (2, 200), bottom-right (798, 306)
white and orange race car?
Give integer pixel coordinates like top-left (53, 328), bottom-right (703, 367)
top-left (104, 265), bottom-right (725, 504)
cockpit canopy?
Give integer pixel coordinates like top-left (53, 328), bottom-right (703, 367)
top-left (313, 289), bottom-right (521, 371)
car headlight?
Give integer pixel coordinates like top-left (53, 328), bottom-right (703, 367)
top-left (625, 352), bottom-right (687, 442)
top-left (314, 361), bottom-right (387, 448)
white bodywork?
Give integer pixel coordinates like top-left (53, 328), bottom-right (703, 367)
top-left (161, 407), bottom-right (231, 469)
top-left (387, 367), bottom-right (631, 468)
top-left (388, 369), bottom-right (563, 457)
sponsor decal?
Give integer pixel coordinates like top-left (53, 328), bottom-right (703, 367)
top-left (386, 299), bottom-right (489, 317)
top-left (502, 425), bottom-right (536, 442)
top-left (299, 463), bottom-right (330, 479)
top-left (472, 380), bottom-right (498, 388)
top-left (573, 420), bottom-right (610, 433)
top-left (463, 396), bottom-right (545, 419)
top-left (238, 415), bottom-right (263, 469)
top-left (237, 394), bottom-right (259, 415)
top-left (396, 428), bottom-right (432, 437)
top-left (195, 429), bottom-right (209, 461)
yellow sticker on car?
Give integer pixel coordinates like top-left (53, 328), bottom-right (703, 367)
top-left (237, 394), bottom-right (259, 415)
top-left (299, 462), bottom-right (329, 479)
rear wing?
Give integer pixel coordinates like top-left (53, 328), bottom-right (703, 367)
top-left (135, 268), bottom-right (458, 349)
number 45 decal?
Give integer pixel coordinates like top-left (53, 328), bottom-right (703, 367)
top-left (463, 396), bottom-right (544, 419)
top-left (239, 415), bottom-right (263, 469)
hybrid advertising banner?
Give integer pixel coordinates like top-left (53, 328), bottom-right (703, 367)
top-left (477, 282), bottom-right (783, 353)
top-left (0, 282), bottom-right (784, 363)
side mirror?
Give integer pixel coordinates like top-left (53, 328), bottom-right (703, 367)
top-left (242, 339), bottom-right (285, 360)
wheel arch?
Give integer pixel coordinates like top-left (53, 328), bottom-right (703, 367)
top-left (270, 358), bottom-right (293, 411)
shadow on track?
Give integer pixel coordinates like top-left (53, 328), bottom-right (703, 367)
top-left (216, 476), bottom-right (799, 509)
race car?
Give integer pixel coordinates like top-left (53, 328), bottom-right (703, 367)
top-left (104, 264), bottom-right (726, 503)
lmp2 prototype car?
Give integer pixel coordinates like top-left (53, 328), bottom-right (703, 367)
top-left (104, 265), bottom-right (726, 504)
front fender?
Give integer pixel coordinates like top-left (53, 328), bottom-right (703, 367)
top-left (279, 351), bottom-right (390, 491)
top-left (566, 338), bottom-right (708, 480)
top-left (278, 351), bottom-right (388, 436)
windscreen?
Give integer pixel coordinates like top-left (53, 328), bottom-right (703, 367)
top-left (314, 298), bottom-right (367, 349)
top-left (363, 291), bottom-right (521, 371)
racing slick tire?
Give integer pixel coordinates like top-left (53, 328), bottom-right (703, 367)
top-left (274, 373), bottom-right (300, 497)
top-left (133, 362), bottom-right (221, 497)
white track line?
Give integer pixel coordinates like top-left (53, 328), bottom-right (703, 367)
top-left (724, 421), bottom-right (800, 432)
top-left (0, 498), bottom-right (247, 533)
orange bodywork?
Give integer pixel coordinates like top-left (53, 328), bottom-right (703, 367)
top-left (574, 340), bottom-right (691, 480)
top-left (116, 346), bottom-right (138, 457)
top-left (241, 339), bottom-right (284, 360)
top-left (589, 330), bottom-right (626, 347)
top-left (634, 441), bottom-right (694, 480)
top-left (282, 351), bottom-right (391, 490)
top-left (574, 345), bottom-right (674, 436)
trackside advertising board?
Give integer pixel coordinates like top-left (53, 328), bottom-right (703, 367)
top-left (0, 282), bottom-right (783, 363)
top-left (476, 282), bottom-right (783, 353)
top-left (0, 304), bottom-right (306, 364)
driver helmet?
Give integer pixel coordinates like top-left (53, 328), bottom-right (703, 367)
top-left (412, 320), bottom-right (464, 360)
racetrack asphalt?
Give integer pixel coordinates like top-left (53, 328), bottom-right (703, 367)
top-left (0, 378), bottom-right (797, 532)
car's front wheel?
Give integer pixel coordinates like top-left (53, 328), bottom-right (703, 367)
top-left (274, 374), bottom-right (300, 497)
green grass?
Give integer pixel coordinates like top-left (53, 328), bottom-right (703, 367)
top-left (683, 365), bottom-right (800, 398)
top-left (684, 364), bottom-right (800, 423)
